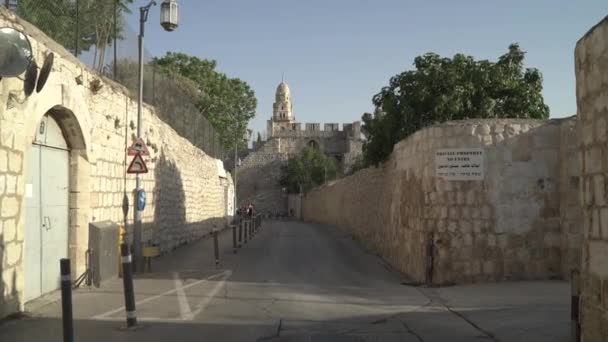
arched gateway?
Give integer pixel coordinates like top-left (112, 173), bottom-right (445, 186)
top-left (24, 114), bottom-right (70, 301)
top-left (23, 105), bottom-right (88, 302)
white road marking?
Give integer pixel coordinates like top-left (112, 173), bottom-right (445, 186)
top-left (173, 272), bottom-right (194, 320)
top-left (92, 270), bottom-right (232, 320)
top-left (191, 269), bottom-right (232, 317)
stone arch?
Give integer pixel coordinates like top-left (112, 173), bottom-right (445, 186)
top-left (45, 106), bottom-right (88, 153)
top-left (308, 140), bottom-right (319, 150)
top-left (25, 103), bottom-right (91, 160)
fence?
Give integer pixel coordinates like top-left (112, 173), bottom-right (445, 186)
top-left (5, 0), bottom-right (225, 159)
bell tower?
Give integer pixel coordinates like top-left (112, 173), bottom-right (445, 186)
top-left (272, 81), bottom-right (294, 122)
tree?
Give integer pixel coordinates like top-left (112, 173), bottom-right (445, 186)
top-left (154, 52), bottom-right (257, 150)
top-left (362, 44), bottom-right (550, 165)
top-left (280, 147), bottom-right (339, 193)
top-left (16, 0), bottom-right (133, 72)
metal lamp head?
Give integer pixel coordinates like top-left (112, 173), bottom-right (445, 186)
top-left (160, 0), bottom-right (179, 32)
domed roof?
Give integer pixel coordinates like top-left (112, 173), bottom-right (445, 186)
top-left (276, 81), bottom-right (290, 96)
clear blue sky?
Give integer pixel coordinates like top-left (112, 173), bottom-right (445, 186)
top-left (124, 0), bottom-right (607, 138)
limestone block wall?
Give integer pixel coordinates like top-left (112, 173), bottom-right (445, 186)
top-left (0, 8), bottom-right (232, 318)
top-left (237, 139), bottom-right (288, 214)
top-left (343, 139), bottom-right (364, 173)
top-left (274, 136), bottom-right (347, 155)
top-left (575, 16), bottom-right (608, 342)
top-left (559, 116), bottom-right (583, 279)
top-left (303, 118), bottom-right (580, 285)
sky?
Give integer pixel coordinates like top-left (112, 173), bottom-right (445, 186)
top-left (123, 0), bottom-right (608, 139)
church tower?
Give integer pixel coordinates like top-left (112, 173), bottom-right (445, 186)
top-left (272, 81), bottom-right (294, 122)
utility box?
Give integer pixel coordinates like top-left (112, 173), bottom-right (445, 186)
top-left (89, 221), bottom-right (119, 287)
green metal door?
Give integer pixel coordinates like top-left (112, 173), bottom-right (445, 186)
top-left (24, 115), bottom-right (69, 301)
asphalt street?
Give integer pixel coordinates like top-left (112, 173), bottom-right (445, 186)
top-left (0, 219), bottom-right (569, 341)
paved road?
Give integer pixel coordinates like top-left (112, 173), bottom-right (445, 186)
top-left (0, 220), bottom-right (569, 341)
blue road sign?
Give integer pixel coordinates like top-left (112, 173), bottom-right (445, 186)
top-left (137, 189), bottom-right (146, 211)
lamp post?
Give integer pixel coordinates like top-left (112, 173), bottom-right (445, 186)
top-left (234, 125), bottom-right (239, 216)
top-left (133, 0), bottom-right (179, 272)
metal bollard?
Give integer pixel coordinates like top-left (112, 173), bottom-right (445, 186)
top-left (120, 243), bottom-right (137, 328)
top-left (60, 259), bottom-right (74, 342)
top-left (213, 228), bottom-right (220, 266)
top-left (571, 269), bottom-right (581, 342)
top-left (232, 224), bottom-right (237, 253)
top-left (425, 232), bottom-right (435, 286)
top-left (238, 220), bottom-right (243, 248)
top-left (244, 220), bottom-right (248, 244)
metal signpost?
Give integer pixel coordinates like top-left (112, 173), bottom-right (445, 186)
top-left (127, 138), bottom-right (150, 271)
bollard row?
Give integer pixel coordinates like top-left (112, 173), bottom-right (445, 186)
top-left (58, 217), bottom-right (264, 341)
top-left (215, 216), bottom-right (262, 262)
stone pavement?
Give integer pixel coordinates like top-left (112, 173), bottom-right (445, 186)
top-left (0, 220), bottom-right (570, 341)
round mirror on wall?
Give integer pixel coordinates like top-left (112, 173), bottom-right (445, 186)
top-left (0, 27), bottom-right (33, 78)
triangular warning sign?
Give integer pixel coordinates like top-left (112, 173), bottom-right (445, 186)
top-left (127, 137), bottom-right (150, 156)
top-left (127, 153), bottom-right (148, 174)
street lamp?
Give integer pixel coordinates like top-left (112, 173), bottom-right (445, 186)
top-left (160, 0), bottom-right (179, 32)
top-left (133, 0), bottom-right (179, 272)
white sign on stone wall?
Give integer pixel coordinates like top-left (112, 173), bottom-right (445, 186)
top-left (435, 148), bottom-right (484, 181)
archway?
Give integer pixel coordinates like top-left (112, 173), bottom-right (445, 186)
top-left (23, 106), bottom-right (88, 302)
top-left (308, 140), bottom-right (319, 150)
top-left (24, 114), bottom-right (69, 301)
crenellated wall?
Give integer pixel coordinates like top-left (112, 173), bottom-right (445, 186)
top-left (268, 120), bottom-right (361, 138)
top-left (302, 118), bottom-right (581, 285)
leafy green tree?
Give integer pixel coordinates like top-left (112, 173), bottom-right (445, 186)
top-left (154, 52), bottom-right (257, 150)
top-left (363, 44), bottom-right (550, 165)
top-left (16, 0), bottom-right (133, 70)
top-left (280, 147), bottom-right (339, 193)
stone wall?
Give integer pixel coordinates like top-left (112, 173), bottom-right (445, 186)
top-left (559, 116), bottom-right (582, 279)
top-left (0, 8), bottom-right (233, 318)
top-left (575, 16), bottom-right (608, 342)
top-left (237, 130), bottom-right (364, 214)
top-left (303, 118), bottom-right (581, 285)
top-left (287, 194), bottom-right (303, 219)
top-left (237, 139), bottom-right (287, 214)
top-left (269, 120), bottom-right (361, 138)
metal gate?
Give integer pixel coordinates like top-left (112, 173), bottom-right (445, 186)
top-left (24, 115), bottom-right (69, 301)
